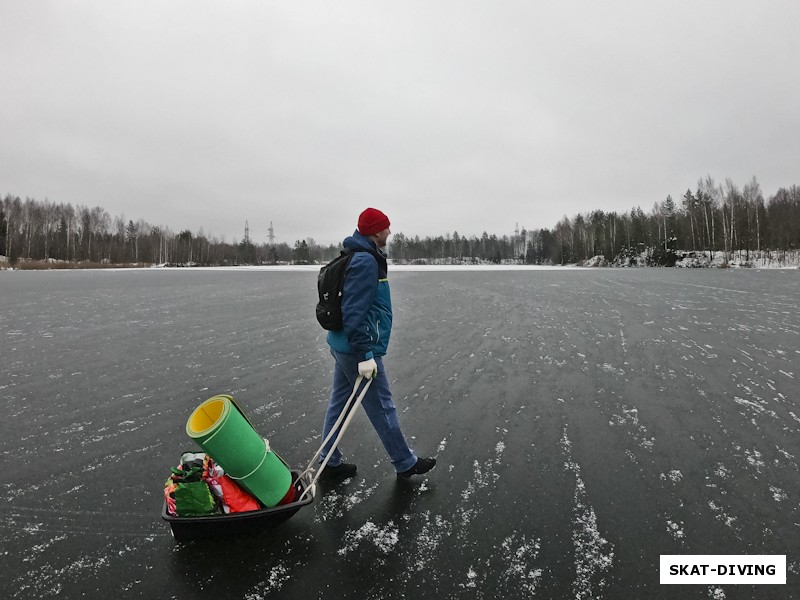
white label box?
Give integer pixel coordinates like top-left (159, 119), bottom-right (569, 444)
top-left (660, 555), bottom-right (786, 585)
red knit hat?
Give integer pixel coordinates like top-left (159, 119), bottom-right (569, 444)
top-left (357, 208), bottom-right (391, 236)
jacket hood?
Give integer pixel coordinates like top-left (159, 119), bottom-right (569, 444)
top-left (343, 230), bottom-right (384, 254)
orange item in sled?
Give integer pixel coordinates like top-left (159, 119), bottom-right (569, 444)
top-left (217, 475), bottom-right (260, 513)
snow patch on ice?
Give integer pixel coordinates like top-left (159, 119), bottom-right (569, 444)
top-left (409, 511), bottom-right (452, 572)
top-left (769, 485), bottom-right (788, 502)
top-left (22, 534), bottom-right (68, 563)
top-left (561, 428), bottom-right (615, 599)
top-left (495, 441), bottom-right (506, 461)
top-left (15, 551), bottom-right (113, 598)
top-left (338, 520), bottom-right (399, 557)
top-left (733, 396), bottom-right (777, 419)
top-left (244, 562), bottom-right (291, 599)
top-left (462, 566), bottom-right (479, 588)
top-left (660, 470), bottom-right (683, 484)
top-left (666, 519), bottom-right (685, 541)
top-left (600, 363), bottom-right (625, 376)
top-left (314, 481), bottom-right (379, 522)
top-left (744, 449), bottom-right (765, 472)
top-left (499, 533), bottom-right (543, 595)
top-left (454, 435), bottom-right (508, 534)
top-left (609, 406), bottom-right (655, 451)
top-left (707, 501), bottom-right (738, 529)
top-left (713, 464), bottom-right (730, 479)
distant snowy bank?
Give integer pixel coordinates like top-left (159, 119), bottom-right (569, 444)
top-left (581, 250), bottom-right (800, 269)
top-left (2, 251), bottom-right (799, 271)
top-left (388, 251), bottom-right (800, 270)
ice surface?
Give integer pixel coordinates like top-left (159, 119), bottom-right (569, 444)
top-left (1, 268), bottom-right (798, 598)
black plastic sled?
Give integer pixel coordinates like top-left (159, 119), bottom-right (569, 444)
top-left (162, 470), bottom-right (313, 542)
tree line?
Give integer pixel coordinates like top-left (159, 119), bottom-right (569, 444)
top-left (2, 175), bottom-right (799, 268)
top-left (393, 176), bottom-right (800, 266)
top-left (0, 198), bottom-right (339, 267)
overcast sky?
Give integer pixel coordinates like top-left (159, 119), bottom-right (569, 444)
top-left (2, 1), bottom-right (799, 245)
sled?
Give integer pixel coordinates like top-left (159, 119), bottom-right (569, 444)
top-left (162, 377), bottom-right (372, 541)
top-left (162, 470), bottom-right (314, 542)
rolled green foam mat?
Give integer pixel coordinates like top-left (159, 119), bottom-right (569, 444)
top-left (186, 395), bottom-right (292, 508)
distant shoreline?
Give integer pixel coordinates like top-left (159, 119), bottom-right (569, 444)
top-left (3, 249), bottom-right (799, 272)
top-left (2, 261), bottom-right (798, 273)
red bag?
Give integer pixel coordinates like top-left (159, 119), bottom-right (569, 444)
top-left (216, 475), bottom-right (261, 513)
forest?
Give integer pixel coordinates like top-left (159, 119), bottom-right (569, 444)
top-left (2, 175), bottom-right (799, 269)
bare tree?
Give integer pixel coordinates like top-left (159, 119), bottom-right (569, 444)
top-left (743, 176), bottom-right (763, 254)
top-left (682, 189), bottom-right (697, 251)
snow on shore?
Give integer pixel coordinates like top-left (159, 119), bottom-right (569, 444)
top-left (3, 250), bottom-right (798, 271)
top-left (583, 249), bottom-right (800, 269)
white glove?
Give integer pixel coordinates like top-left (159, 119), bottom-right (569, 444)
top-left (358, 358), bottom-right (378, 380)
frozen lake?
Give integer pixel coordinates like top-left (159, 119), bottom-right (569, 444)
top-left (1, 267), bottom-right (798, 599)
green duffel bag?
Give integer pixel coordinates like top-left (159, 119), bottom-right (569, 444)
top-left (173, 479), bottom-right (216, 517)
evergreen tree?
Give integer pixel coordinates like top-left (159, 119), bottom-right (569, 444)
top-left (292, 239), bottom-right (310, 264)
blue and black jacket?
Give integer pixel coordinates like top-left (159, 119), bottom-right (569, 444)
top-left (326, 230), bottom-right (393, 361)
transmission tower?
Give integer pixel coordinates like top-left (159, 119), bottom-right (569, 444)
top-left (267, 221), bottom-right (277, 264)
top-left (244, 220), bottom-right (251, 245)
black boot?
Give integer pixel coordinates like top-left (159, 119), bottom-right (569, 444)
top-left (397, 457), bottom-right (436, 479)
top-left (320, 462), bottom-right (357, 480)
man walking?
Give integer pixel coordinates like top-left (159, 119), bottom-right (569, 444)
top-left (320, 207), bottom-right (436, 480)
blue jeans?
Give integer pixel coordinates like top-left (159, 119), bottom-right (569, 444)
top-left (321, 350), bottom-right (417, 473)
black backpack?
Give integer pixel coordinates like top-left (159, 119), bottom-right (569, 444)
top-left (316, 249), bottom-right (362, 330)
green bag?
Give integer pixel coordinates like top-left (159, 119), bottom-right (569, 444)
top-left (173, 480), bottom-right (216, 517)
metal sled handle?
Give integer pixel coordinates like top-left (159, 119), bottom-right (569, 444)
top-left (299, 375), bottom-right (373, 502)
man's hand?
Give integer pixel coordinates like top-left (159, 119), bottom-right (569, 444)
top-left (358, 358), bottom-right (378, 380)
